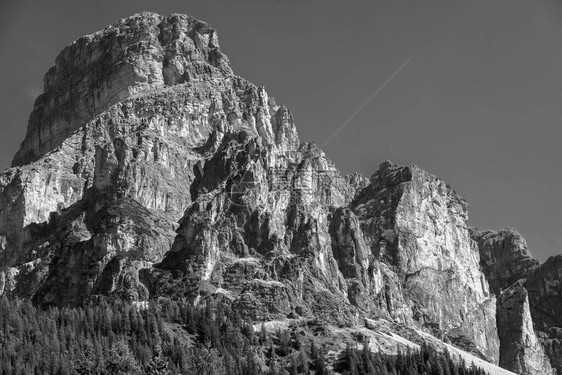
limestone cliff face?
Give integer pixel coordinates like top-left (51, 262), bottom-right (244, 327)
top-left (2, 11), bottom-right (560, 374)
top-left (496, 283), bottom-right (553, 375)
top-left (0, 12), bottom-right (298, 306)
top-left (471, 228), bottom-right (539, 295)
top-left (526, 255), bottom-right (562, 330)
top-left (147, 151), bottom-right (500, 363)
top-left (150, 134), bottom-right (361, 323)
top-left (526, 256), bottom-right (562, 374)
top-left (471, 228), bottom-right (560, 374)
top-left (352, 162), bottom-right (499, 363)
top-left (12, 12), bottom-right (232, 167)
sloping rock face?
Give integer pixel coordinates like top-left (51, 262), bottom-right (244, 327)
top-left (496, 282), bottom-right (553, 374)
top-left (10, 10), bottom-right (562, 373)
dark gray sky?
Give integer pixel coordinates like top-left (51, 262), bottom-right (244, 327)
top-left (1, 0), bottom-right (561, 261)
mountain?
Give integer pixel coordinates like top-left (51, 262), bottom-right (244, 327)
top-left (0, 12), bottom-right (559, 374)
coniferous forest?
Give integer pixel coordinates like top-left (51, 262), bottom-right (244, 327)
top-left (0, 297), bottom-right (488, 375)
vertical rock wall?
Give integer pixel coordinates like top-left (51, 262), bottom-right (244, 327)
top-left (353, 161), bottom-right (499, 363)
top-left (497, 283), bottom-right (554, 374)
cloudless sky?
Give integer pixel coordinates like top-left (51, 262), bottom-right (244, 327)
top-left (1, 0), bottom-right (561, 261)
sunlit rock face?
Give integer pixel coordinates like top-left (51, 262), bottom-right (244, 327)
top-left (150, 133), bottom-right (360, 324)
top-left (0, 12), bottom-right (298, 306)
top-left (148, 140), bottom-right (500, 363)
top-left (352, 161), bottom-right (499, 363)
top-left (12, 12), bottom-right (232, 167)
top-left (4, 11), bottom-right (562, 374)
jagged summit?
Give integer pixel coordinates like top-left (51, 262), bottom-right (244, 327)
top-left (0, 11), bottom-right (299, 272)
top-left (13, 12), bottom-right (234, 167)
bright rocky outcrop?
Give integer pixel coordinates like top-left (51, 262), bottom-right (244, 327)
top-left (352, 163), bottom-right (499, 362)
top-left (0, 11), bottom-right (559, 374)
top-left (0, 12), bottom-right (297, 306)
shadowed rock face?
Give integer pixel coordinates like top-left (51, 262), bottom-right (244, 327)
top-left (471, 229), bottom-right (558, 374)
top-left (496, 283), bottom-right (553, 375)
top-left (526, 256), bottom-right (562, 374)
top-left (1, 11), bottom-right (560, 374)
top-left (526, 255), bottom-right (562, 330)
top-left (471, 228), bottom-right (539, 295)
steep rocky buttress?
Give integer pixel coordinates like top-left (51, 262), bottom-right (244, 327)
top-left (0, 11), bottom-right (560, 375)
top-left (471, 228), bottom-right (560, 374)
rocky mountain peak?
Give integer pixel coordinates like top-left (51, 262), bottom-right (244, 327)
top-left (1, 12), bottom-right (560, 375)
top-left (13, 12), bottom-right (233, 167)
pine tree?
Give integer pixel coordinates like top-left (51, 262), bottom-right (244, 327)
top-left (315, 350), bottom-right (328, 375)
top-left (144, 355), bottom-right (172, 375)
top-left (310, 341), bottom-right (319, 362)
top-left (260, 322), bottom-right (267, 345)
top-left (279, 330), bottom-right (291, 356)
top-left (105, 340), bottom-right (142, 375)
top-left (298, 346), bottom-right (309, 374)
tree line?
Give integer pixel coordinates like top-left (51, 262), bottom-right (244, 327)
top-left (334, 341), bottom-right (488, 375)
top-left (0, 296), bottom-right (488, 375)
